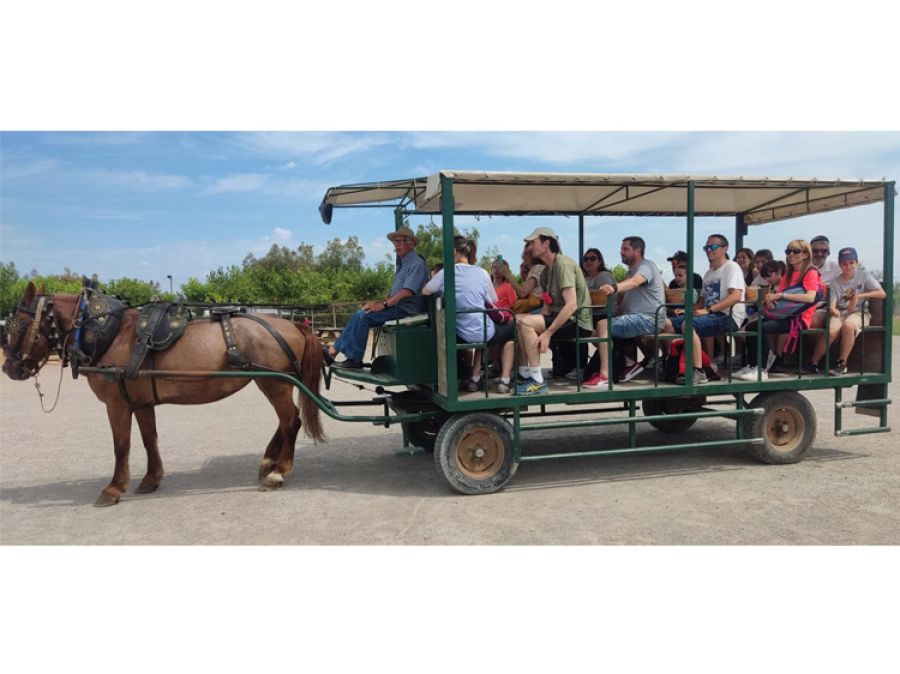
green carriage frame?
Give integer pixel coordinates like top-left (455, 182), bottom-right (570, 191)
top-left (83, 170), bottom-right (896, 495)
top-left (317, 171), bottom-right (894, 493)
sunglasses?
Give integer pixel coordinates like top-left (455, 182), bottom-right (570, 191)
top-left (785, 248), bottom-right (804, 255)
top-left (702, 243), bottom-right (724, 252)
top-left (812, 248), bottom-right (830, 256)
top-left (582, 255), bottom-right (598, 262)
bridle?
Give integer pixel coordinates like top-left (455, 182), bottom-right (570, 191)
top-left (4, 293), bottom-right (74, 378)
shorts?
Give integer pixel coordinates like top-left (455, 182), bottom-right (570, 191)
top-left (608, 313), bottom-right (659, 339)
top-left (670, 312), bottom-right (738, 338)
top-left (543, 315), bottom-right (593, 340)
top-left (838, 311), bottom-right (871, 337)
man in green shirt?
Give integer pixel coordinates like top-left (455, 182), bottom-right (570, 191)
top-left (515, 227), bottom-right (593, 395)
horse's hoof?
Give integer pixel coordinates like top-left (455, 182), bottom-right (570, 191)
top-left (94, 493), bottom-right (121, 507)
top-left (258, 462), bottom-right (276, 480)
top-left (259, 473), bottom-right (284, 491)
top-left (135, 480), bottom-right (159, 494)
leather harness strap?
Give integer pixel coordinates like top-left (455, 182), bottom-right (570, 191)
top-left (232, 313), bottom-right (306, 380)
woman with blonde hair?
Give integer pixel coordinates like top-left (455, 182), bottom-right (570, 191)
top-left (736, 239), bottom-right (822, 380)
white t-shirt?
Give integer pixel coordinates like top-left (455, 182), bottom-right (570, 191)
top-left (424, 263), bottom-right (498, 343)
top-left (815, 259), bottom-right (841, 285)
top-left (702, 260), bottom-right (746, 326)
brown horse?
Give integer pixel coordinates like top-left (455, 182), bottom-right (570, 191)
top-left (2, 282), bottom-right (325, 506)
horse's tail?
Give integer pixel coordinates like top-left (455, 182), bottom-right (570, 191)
top-left (295, 321), bottom-right (326, 443)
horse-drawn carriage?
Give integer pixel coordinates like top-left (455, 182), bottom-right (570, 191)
top-left (2, 171), bottom-right (895, 504)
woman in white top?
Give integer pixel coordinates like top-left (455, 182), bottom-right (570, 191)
top-left (423, 237), bottom-right (516, 393)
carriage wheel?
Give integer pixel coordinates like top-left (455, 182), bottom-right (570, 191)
top-left (642, 397), bottom-right (700, 433)
top-left (434, 412), bottom-right (517, 495)
top-left (744, 391), bottom-right (816, 464)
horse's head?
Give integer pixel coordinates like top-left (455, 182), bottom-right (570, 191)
top-left (2, 282), bottom-right (61, 380)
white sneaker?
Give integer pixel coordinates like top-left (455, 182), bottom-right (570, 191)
top-left (736, 368), bottom-right (767, 381)
top-left (732, 365), bottom-right (754, 378)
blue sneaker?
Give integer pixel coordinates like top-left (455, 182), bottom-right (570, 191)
top-left (515, 376), bottom-right (549, 396)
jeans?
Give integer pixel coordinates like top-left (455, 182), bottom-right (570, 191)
top-left (334, 307), bottom-right (403, 362)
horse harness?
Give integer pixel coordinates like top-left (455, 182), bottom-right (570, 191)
top-left (8, 290), bottom-right (308, 411)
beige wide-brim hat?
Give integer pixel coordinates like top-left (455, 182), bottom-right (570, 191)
top-left (387, 226), bottom-right (418, 245)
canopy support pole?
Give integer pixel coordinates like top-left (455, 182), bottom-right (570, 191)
top-left (441, 175), bottom-right (458, 396)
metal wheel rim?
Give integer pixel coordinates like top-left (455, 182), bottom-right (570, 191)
top-left (766, 406), bottom-right (805, 452)
top-left (455, 427), bottom-right (505, 479)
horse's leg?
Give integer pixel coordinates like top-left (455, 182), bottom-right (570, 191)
top-left (258, 429), bottom-right (283, 480)
top-left (134, 407), bottom-right (165, 494)
top-left (255, 380), bottom-right (301, 490)
top-left (96, 400), bottom-right (133, 507)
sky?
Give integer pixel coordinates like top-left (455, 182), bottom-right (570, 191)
top-left (3, 131), bottom-right (899, 289)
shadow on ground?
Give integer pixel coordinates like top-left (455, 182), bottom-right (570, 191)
top-left (0, 425), bottom-right (866, 508)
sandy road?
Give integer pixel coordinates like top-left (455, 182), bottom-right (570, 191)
top-left (1, 341), bottom-right (899, 545)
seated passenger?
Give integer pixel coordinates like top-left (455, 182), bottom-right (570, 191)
top-left (514, 227), bottom-right (593, 395)
top-left (583, 236), bottom-right (664, 388)
top-left (666, 250), bottom-right (703, 291)
top-left (491, 260), bottom-right (517, 309)
top-left (736, 259), bottom-right (784, 370)
top-left (423, 237), bottom-right (516, 394)
top-left (324, 226), bottom-right (427, 369)
top-left (735, 246), bottom-right (756, 286)
top-left (668, 234), bottom-right (746, 385)
top-left (750, 249), bottom-right (775, 287)
top-left (735, 240), bottom-right (821, 380)
top-left (804, 247), bottom-right (885, 375)
top-left (500, 246), bottom-right (544, 314)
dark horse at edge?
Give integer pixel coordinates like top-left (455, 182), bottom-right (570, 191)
top-left (2, 282), bottom-right (325, 506)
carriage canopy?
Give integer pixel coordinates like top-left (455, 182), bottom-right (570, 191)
top-left (321, 171), bottom-right (892, 225)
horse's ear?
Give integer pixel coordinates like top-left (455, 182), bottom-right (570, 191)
top-left (23, 282), bottom-right (36, 305)
top-left (38, 283), bottom-right (47, 295)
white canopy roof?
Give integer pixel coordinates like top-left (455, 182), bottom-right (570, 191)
top-left (321, 171), bottom-right (891, 225)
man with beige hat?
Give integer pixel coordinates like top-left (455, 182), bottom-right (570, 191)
top-left (324, 225), bottom-right (427, 369)
top-left (515, 226), bottom-right (593, 395)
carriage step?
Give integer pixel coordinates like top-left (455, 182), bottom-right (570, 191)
top-left (835, 426), bottom-right (891, 437)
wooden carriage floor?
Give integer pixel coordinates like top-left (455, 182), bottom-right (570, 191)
top-left (457, 368), bottom-right (876, 399)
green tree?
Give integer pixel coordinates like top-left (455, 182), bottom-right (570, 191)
top-left (412, 222), bottom-right (480, 268)
top-left (316, 236), bottom-right (365, 272)
top-left (611, 264), bottom-right (628, 283)
top-left (0, 261), bottom-right (21, 316)
top-left (103, 277), bottom-right (164, 305)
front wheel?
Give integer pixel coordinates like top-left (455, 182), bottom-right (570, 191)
top-left (434, 412), bottom-right (517, 495)
top-left (744, 391), bottom-right (816, 464)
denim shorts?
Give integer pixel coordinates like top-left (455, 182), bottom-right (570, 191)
top-left (671, 312), bottom-right (737, 338)
top-left (610, 313), bottom-right (658, 339)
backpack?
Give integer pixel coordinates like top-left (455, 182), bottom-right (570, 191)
top-left (761, 267), bottom-right (824, 321)
top-left (663, 339), bottom-right (721, 382)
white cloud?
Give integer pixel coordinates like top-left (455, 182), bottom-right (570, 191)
top-left (230, 132), bottom-right (393, 165)
top-left (278, 161), bottom-right (297, 170)
top-left (90, 169), bottom-right (191, 192)
top-left (272, 227), bottom-right (292, 242)
top-left (0, 158), bottom-right (63, 179)
top-left (206, 173), bottom-right (270, 194)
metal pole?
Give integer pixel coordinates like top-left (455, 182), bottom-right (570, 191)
top-left (166, 274), bottom-right (173, 294)
top-left (685, 181), bottom-right (696, 381)
top-left (883, 182), bottom-right (894, 378)
top-left (441, 174), bottom-right (458, 394)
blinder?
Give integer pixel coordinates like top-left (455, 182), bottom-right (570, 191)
top-left (3, 294), bottom-right (63, 377)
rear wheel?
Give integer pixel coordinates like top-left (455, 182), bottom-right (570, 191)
top-left (434, 412), bottom-right (517, 495)
top-left (641, 397), bottom-right (701, 433)
top-left (744, 391), bottom-right (816, 464)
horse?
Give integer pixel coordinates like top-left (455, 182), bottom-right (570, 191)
top-left (2, 282), bottom-right (325, 506)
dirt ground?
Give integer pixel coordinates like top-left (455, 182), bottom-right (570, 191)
top-left (2, 340), bottom-right (899, 545)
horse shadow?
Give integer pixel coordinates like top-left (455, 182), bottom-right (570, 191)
top-left (0, 428), bottom-right (866, 507)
